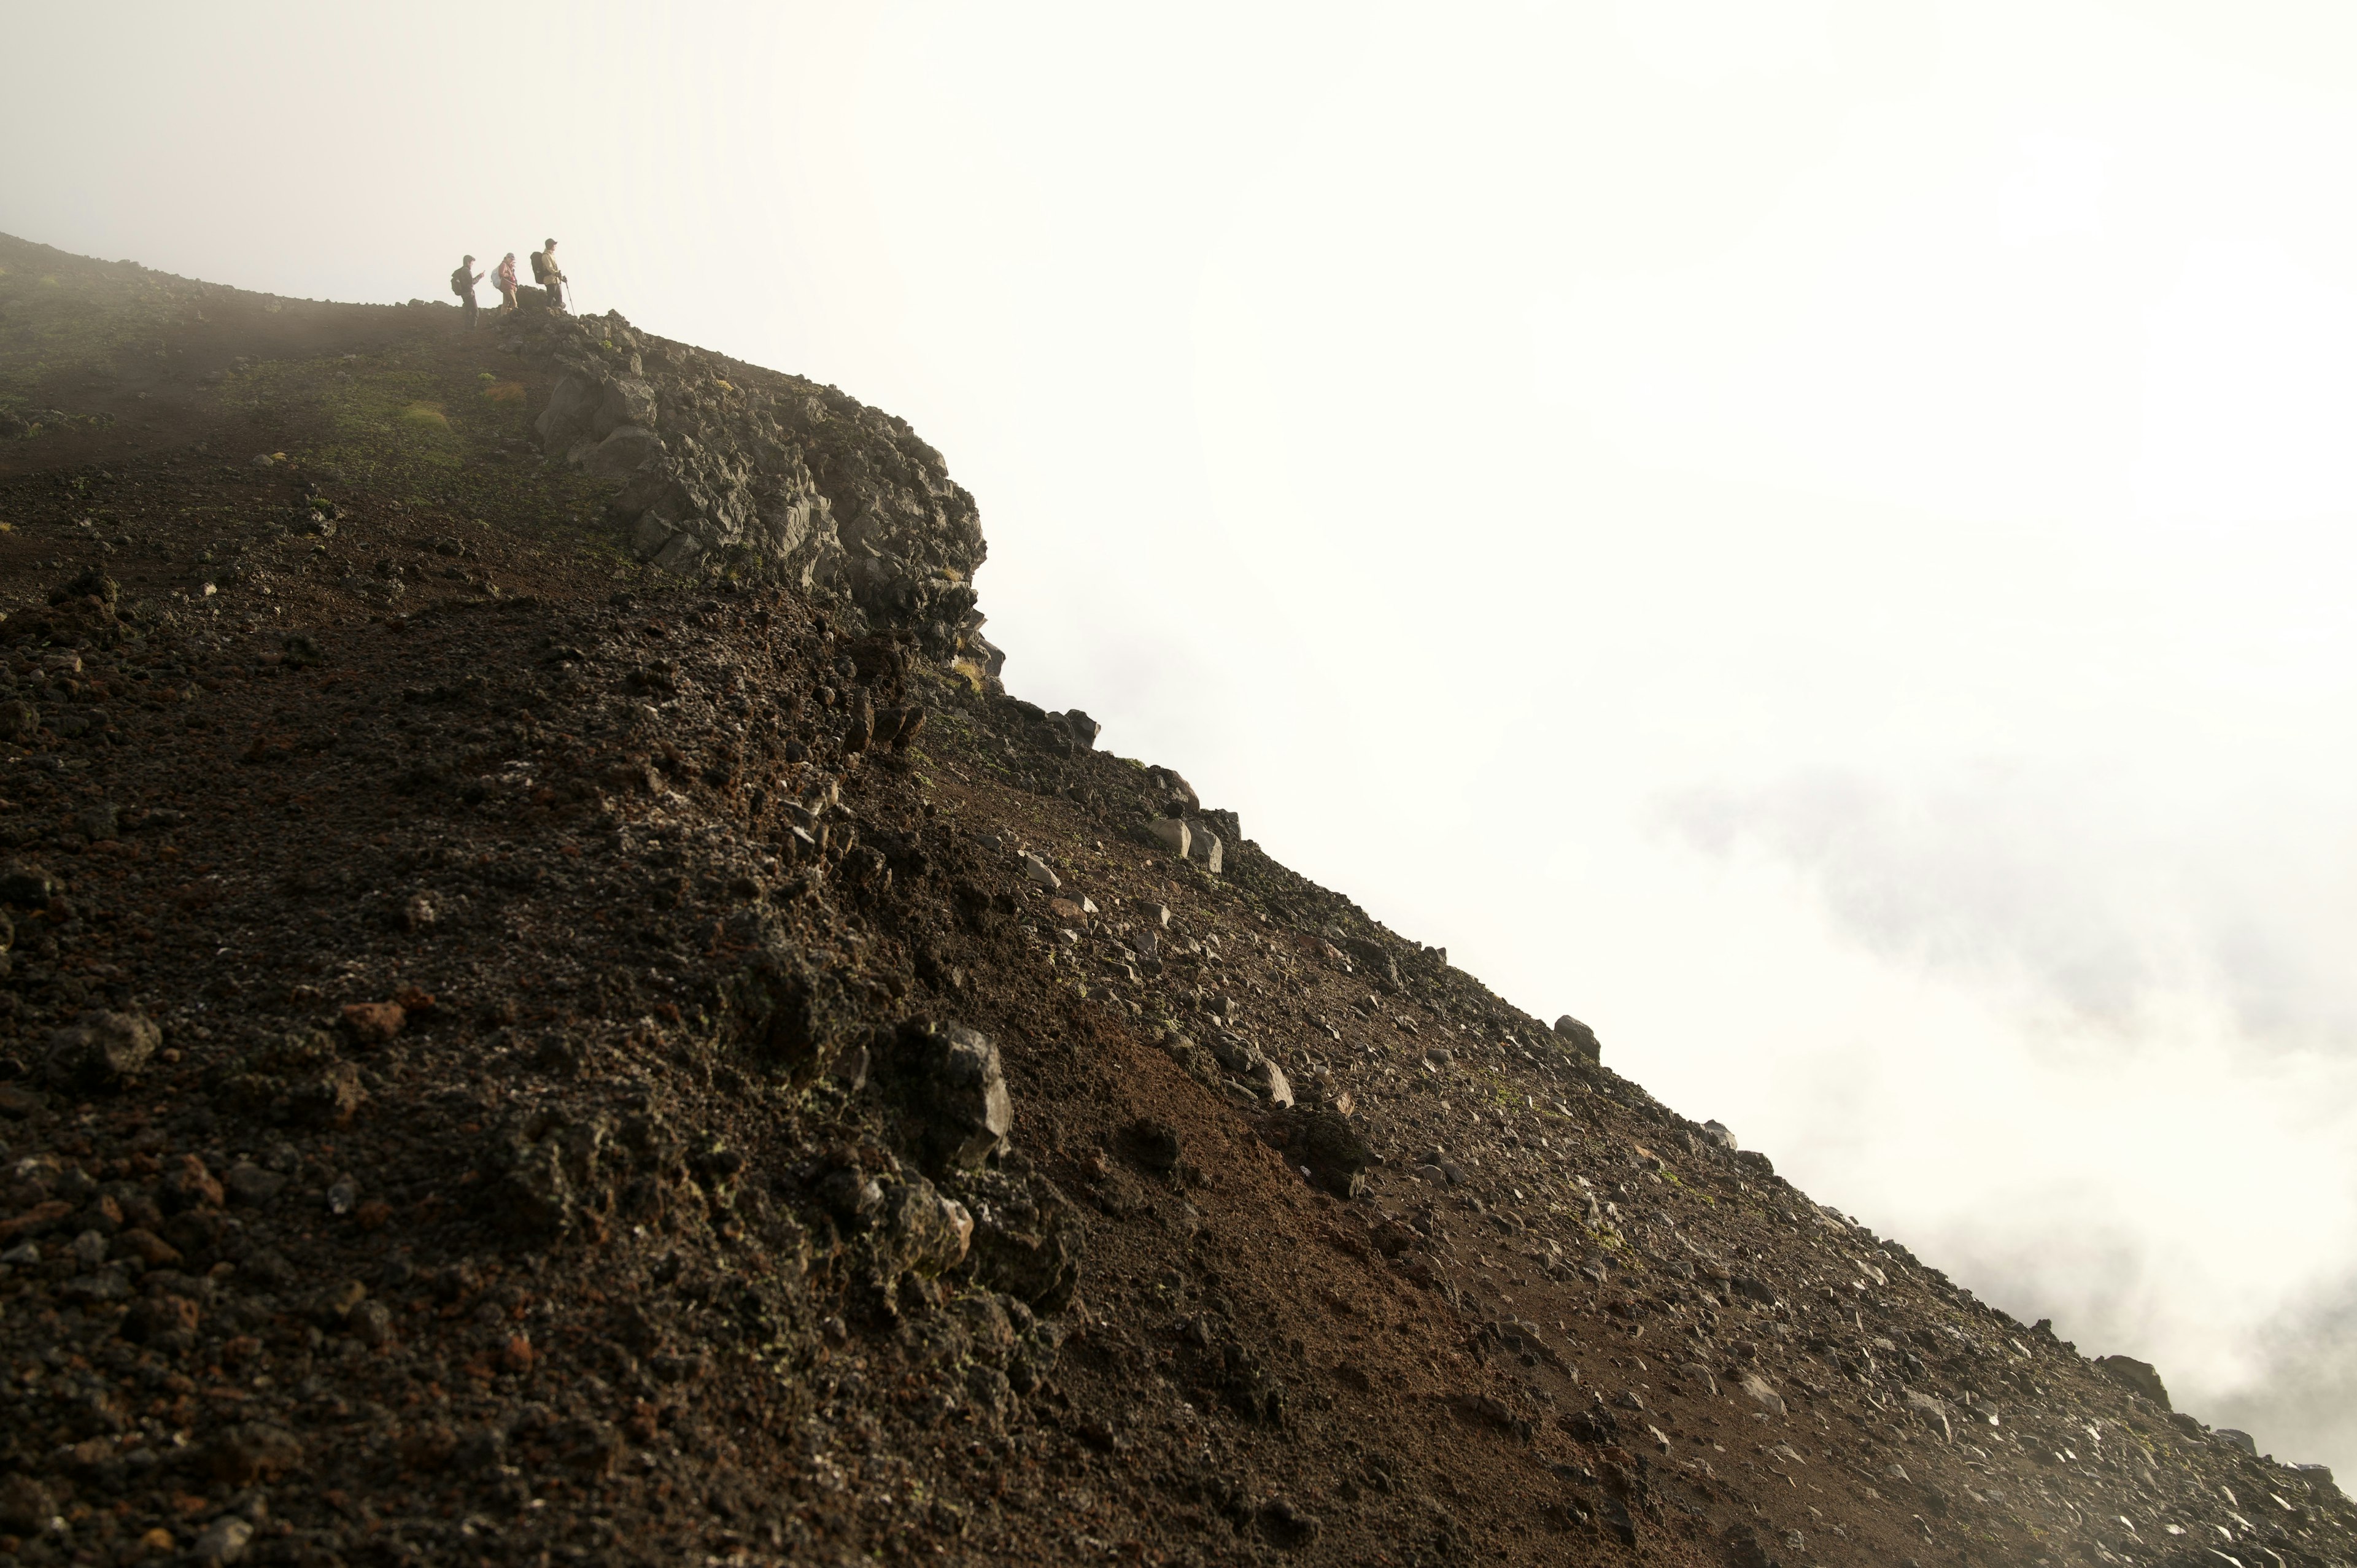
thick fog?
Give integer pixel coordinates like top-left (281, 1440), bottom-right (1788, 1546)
top-left (9, 0), bottom-right (2357, 1475)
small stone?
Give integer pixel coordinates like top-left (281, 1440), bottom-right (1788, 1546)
top-left (314, 1278), bottom-right (370, 1323)
top-left (842, 693), bottom-right (875, 753)
top-left (0, 1471), bottom-right (56, 1534)
top-left (1251, 1056), bottom-right (1294, 1109)
top-left (1021, 853), bottom-right (1061, 891)
top-left (349, 1298), bottom-right (398, 1346)
top-left (163, 1153), bottom-right (226, 1211)
top-left (126, 1292), bottom-right (203, 1345)
top-left (115, 1227), bottom-right (182, 1266)
top-left (207, 1421), bottom-right (304, 1483)
top-left (45, 1007), bottom-right (161, 1090)
top-left (222, 1162), bottom-right (287, 1207)
top-left (2212, 1427), bottom-right (2257, 1456)
top-left (341, 1000), bottom-right (407, 1046)
top-left (1740, 1373), bottom-right (1786, 1416)
top-left (1904, 1389), bottom-right (1953, 1441)
top-left (192, 1515), bottom-right (255, 1564)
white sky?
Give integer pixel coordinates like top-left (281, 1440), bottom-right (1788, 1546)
top-left (10, 0), bottom-right (2357, 1475)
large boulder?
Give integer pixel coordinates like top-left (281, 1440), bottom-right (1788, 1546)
top-left (1552, 1014), bottom-right (1602, 1063)
top-left (533, 371), bottom-right (606, 449)
top-left (582, 424), bottom-right (662, 479)
top-left (951, 1167), bottom-right (1084, 1311)
top-left (883, 1019), bottom-right (1013, 1175)
top-left (591, 377), bottom-right (657, 439)
top-left (2094, 1354), bottom-right (2170, 1408)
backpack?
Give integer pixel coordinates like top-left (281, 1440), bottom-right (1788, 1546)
top-left (449, 266), bottom-right (470, 298)
top-left (529, 251), bottom-right (550, 284)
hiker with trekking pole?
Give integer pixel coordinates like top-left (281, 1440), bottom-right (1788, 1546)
top-left (531, 238), bottom-right (568, 314)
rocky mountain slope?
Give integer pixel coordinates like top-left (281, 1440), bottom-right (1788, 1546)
top-left (0, 231), bottom-right (2348, 1568)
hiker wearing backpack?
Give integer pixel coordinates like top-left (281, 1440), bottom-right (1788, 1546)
top-left (493, 253), bottom-right (520, 317)
top-left (530, 239), bottom-right (567, 313)
top-left (449, 255), bottom-right (484, 331)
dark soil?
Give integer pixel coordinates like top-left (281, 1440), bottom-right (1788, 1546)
top-left (0, 231), bottom-right (2348, 1568)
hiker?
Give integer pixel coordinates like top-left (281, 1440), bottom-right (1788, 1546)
top-left (530, 238), bottom-right (567, 312)
top-left (493, 252), bottom-right (519, 317)
top-left (449, 254), bottom-right (484, 331)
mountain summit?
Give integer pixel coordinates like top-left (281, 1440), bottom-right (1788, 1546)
top-left (0, 232), bottom-right (2346, 1567)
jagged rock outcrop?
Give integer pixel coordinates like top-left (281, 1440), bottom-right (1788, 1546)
top-left (516, 308), bottom-right (1002, 682)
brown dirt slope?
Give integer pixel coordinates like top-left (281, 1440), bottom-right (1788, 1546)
top-left (0, 232), bottom-right (2347, 1568)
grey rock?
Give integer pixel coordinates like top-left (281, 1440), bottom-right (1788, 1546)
top-left (2094, 1354), bottom-right (2170, 1409)
top-left (1552, 1014), bottom-right (1602, 1062)
top-left (591, 376), bottom-right (657, 439)
top-left (1288, 1107), bottom-right (1369, 1198)
top-left (349, 1299), bottom-right (398, 1346)
top-left (46, 1008), bottom-right (161, 1091)
top-left (889, 1020), bottom-right (1013, 1173)
top-left (1740, 1373), bottom-right (1787, 1416)
top-left (582, 423), bottom-right (662, 478)
top-left (1185, 825), bottom-right (1223, 875)
top-left (1021, 853), bottom-right (1061, 891)
top-left (223, 1161), bottom-right (287, 1207)
top-left (1905, 1389), bottom-right (1953, 1440)
top-left (192, 1516), bottom-right (255, 1564)
top-left (1701, 1119), bottom-right (1737, 1151)
top-left (1250, 1056), bottom-right (1293, 1108)
top-left (1207, 1029), bottom-right (1266, 1076)
top-left (2214, 1427), bottom-right (2258, 1456)
top-left (875, 1175), bottom-right (973, 1277)
top-left (533, 371), bottom-right (606, 448)
top-left (1148, 817), bottom-right (1191, 859)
